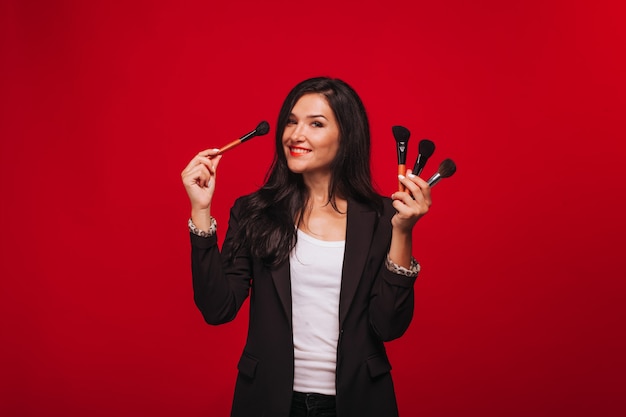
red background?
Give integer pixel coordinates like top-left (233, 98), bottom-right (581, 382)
top-left (1, 0), bottom-right (625, 416)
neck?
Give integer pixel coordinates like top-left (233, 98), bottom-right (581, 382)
top-left (302, 172), bottom-right (332, 203)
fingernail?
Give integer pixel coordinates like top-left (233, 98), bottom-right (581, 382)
top-left (408, 173), bottom-right (416, 178)
top-left (398, 175), bottom-right (405, 180)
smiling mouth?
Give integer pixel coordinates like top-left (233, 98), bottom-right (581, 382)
top-left (289, 147), bottom-right (311, 156)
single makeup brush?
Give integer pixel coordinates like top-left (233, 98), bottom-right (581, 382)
top-left (412, 139), bottom-right (435, 177)
top-left (217, 121), bottom-right (270, 154)
top-left (427, 158), bottom-right (457, 187)
top-left (392, 125), bottom-right (411, 192)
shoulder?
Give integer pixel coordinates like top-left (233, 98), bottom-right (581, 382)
top-left (231, 192), bottom-right (258, 210)
top-left (227, 193), bottom-right (257, 222)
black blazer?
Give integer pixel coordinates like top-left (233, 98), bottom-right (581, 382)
top-left (191, 196), bottom-right (418, 417)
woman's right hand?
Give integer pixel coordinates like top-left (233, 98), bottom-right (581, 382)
top-left (181, 149), bottom-right (222, 227)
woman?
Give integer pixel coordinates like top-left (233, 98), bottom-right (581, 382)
top-left (181, 77), bottom-right (432, 417)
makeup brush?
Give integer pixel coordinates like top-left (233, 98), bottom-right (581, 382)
top-left (392, 125), bottom-right (411, 192)
top-left (217, 121), bottom-right (270, 154)
top-left (427, 159), bottom-right (457, 187)
top-left (412, 139), bottom-right (435, 177)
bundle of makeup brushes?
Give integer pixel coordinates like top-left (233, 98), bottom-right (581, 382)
top-left (392, 125), bottom-right (457, 192)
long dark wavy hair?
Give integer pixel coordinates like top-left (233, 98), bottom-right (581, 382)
top-left (230, 77), bottom-right (383, 267)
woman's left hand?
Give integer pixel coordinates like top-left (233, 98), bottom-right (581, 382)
top-left (391, 170), bottom-right (432, 232)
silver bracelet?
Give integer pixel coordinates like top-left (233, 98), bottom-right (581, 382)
top-left (188, 217), bottom-right (217, 238)
top-left (385, 254), bottom-right (420, 277)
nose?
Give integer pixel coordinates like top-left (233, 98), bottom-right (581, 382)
top-left (288, 122), bottom-right (306, 141)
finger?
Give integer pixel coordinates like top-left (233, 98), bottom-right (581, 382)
top-left (195, 153), bottom-right (223, 176)
top-left (182, 148), bottom-right (221, 174)
top-left (393, 176), bottom-right (431, 215)
top-left (391, 198), bottom-right (412, 215)
top-left (391, 199), bottom-right (422, 228)
top-left (183, 164), bottom-right (211, 188)
top-left (392, 189), bottom-right (413, 204)
top-left (392, 194), bottom-right (429, 222)
top-left (400, 172), bottom-right (432, 205)
top-left (409, 173), bottom-right (430, 191)
top-left (182, 155), bottom-right (209, 177)
top-left (197, 148), bottom-right (221, 158)
top-left (209, 154), bottom-right (223, 174)
top-left (409, 174), bottom-right (432, 207)
top-left (398, 175), bottom-right (422, 202)
top-left (194, 156), bottom-right (215, 173)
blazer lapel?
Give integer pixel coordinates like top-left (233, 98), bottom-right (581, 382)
top-left (271, 257), bottom-right (292, 327)
top-left (339, 199), bottom-right (376, 326)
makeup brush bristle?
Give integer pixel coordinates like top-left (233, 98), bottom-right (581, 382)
top-left (256, 121), bottom-right (270, 136)
top-left (438, 158), bottom-right (457, 178)
top-left (392, 125), bottom-right (410, 142)
top-left (418, 139), bottom-right (435, 158)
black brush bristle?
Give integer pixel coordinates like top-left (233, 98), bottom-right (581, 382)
top-left (255, 121), bottom-right (270, 136)
top-left (391, 126), bottom-right (411, 142)
top-left (413, 139), bottom-right (436, 175)
top-left (438, 159), bottom-right (457, 178)
top-left (392, 125), bottom-right (410, 142)
top-left (418, 139), bottom-right (435, 159)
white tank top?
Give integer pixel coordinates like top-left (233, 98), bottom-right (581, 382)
top-left (290, 228), bottom-right (345, 395)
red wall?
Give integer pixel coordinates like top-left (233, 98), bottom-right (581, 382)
top-left (1, 1), bottom-right (625, 416)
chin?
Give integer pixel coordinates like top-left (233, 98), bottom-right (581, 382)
top-left (287, 163), bottom-right (306, 174)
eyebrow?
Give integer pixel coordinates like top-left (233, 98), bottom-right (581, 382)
top-left (290, 113), bottom-right (329, 120)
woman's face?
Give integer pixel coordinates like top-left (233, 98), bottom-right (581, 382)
top-left (282, 93), bottom-right (340, 177)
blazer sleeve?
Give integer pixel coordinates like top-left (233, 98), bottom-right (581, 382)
top-left (191, 198), bottom-right (253, 325)
top-left (368, 199), bottom-right (419, 342)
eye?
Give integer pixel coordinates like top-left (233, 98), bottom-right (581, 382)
top-left (287, 118), bottom-right (297, 125)
top-left (311, 121), bottom-right (324, 127)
